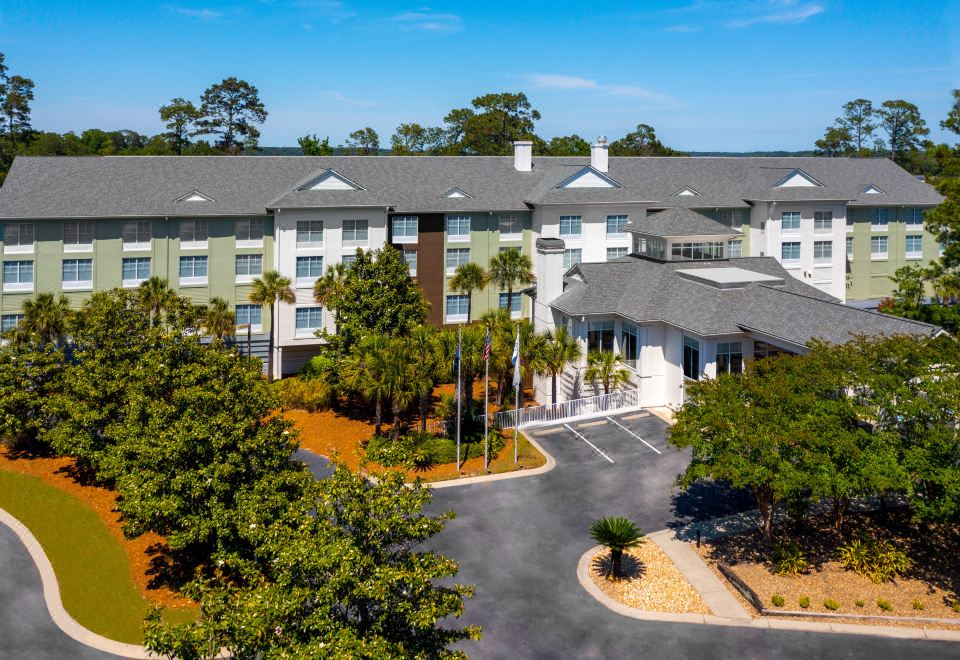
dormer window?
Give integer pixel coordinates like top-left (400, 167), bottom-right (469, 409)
top-left (298, 170), bottom-right (364, 191)
top-left (555, 166), bottom-right (622, 189)
top-left (674, 186), bottom-right (701, 197)
top-left (773, 169), bottom-right (824, 188)
top-left (441, 187), bottom-right (473, 199)
top-left (175, 190), bottom-right (214, 203)
top-left (861, 184), bottom-right (886, 194)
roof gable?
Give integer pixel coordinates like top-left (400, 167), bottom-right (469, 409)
top-left (555, 166), bottom-right (622, 190)
top-left (174, 190), bottom-right (214, 203)
top-left (298, 169), bottom-right (365, 191)
top-left (774, 169), bottom-right (824, 188)
top-left (441, 186), bottom-right (473, 199)
top-left (674, 186), bottom-right (701, 197)
top-left (861, 184), bottom-right (886, 194)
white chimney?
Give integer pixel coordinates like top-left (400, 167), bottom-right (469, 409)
top-left (591, 135), bottom-right (608, 172)
top-left (513, 140), bottom-right (533, 172)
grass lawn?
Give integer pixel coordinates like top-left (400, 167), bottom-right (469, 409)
top-left (0, 470), bottom-right (197, 644)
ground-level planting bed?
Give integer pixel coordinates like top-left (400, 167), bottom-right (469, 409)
top-left (590, 544), bottom-right (711, 614)
top-left (0, 468), bottom-right (197, 644)
top-left (698, 509), bottom-right (960, 624)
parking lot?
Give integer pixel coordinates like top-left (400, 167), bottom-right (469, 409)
top-left (526, 409), bottom-right (670, 467)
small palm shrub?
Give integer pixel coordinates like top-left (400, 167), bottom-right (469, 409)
top-left (798, 596), bottom-right (810, 609)
top-left (773, 539), bottom-right (810, 576)
top-left (877, 598), bottom-right (893, 612)
top-left (823, 598), bottom-right (840, 611)
top-left (912, 600), bottom-right (924, 611)
top-left (837, 533), bottom-right (911, 584)
top-left (771, 594), bottom-right (785, 607)
top-left (590, 516), bottom-right (645, 579)
top-left (855, 599), bottom-right (865, 608)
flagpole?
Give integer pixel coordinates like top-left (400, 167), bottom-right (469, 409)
top-left (512, 327), bottom-right (521, 464)
top-left (456, 326), bottom-right (462, 472)
top-left (483, 325), bottom-right (490, 471)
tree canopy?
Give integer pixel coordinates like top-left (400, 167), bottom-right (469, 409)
top-left (195, 77), bottom-right (268, 154)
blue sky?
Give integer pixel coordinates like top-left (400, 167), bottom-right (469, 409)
top-left (1, 0), bottom-right (958, 151)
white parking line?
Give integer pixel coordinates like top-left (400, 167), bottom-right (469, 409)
top-left (607, 417), bottom-right (662, 454)
top-left (563, 423), bottom-right (615, 464)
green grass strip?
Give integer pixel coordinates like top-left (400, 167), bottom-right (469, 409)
top-left (0, 470), bottom-right (196, 644)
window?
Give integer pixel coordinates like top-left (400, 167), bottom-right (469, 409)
top-left (587, 320), bottom-right (614, 353)
top-left (4, 223), bottom-right (34, 253)
top-left (121, 257), bottom-right (150, 286)
top-left (296, 256), bottom-right (323, 287)
top-left (180, 219), bottom-right (208, 247)
top-left (683, 336), bottom-right (700, 380)
top-left (871, 235), bottom-right (888, 260)
top-left (905, 208), bottom-right (924, 227)
top-left (814, 211), bottom-right (833, 233)
top-left (295, 307), bottom-right (323, 336)
top-left (562, 248), bottom-right (582, 270)
top-left (342, 254), bottom-right (356, 267)
top-left (846, 237), bottom-right (853, 258)
top-left (1, 314), bottom-right (23, 333)
top-left (236, 218), bottom-right (264, 245)
top-left (727, 240), bottom-right (743, 258)
top-left (781, 212), bottom-right (800, 233)
top-left (499, 292), bottom-right (521, 319)
top-left (296, 220), bottom-right (324, 247)
top-left (813, 241), bottom-right (832, 263)
top-left (446, 248), bottom-right (470, 275)
top-left (672, 242), bottom-right (724, 260)
top-left (402, 249), bottom-right (417, 276)
top-left (606, 215), bottom-right (628, 236)
top-left (63, 221), bottom-right (93, 251)
top-left (781, 242), bottom-right (801, 263)
top-left (3, 260), bottom-right (33, 291)
top-left (870, 208), bottom-right (889, 231)
top-left (343, 219), bottom-right (369, 246)
top-left (62, 259), bottom-right (92, 289)
top-left (235, 304), bottom-right (262, 332)
top-left (715, 341), bottom-right (743, 375)
top-left (392, 216), bottom-right (418, 243)
top-left (179, 255), bottom-right (208, 285)
top-left (607, 247), bottom-right (628, 261)
top-left (445, 294), bottom-right (469, 323)
top-left (906, 235), bottom-right (923, 259)
top-left (846, 216), bottom-right (854, 232)
top-left (235, 254), bottom-right (262, 282)
top-left (559, 215), bottom-right (582, 238)
top-left (754, 340), bottom-right (786, 360)
top-left (499, 214), bottom-right (522, 239)
top-left (122, 220), bottom-right (151, 250)
top-left (712, 209), bottom-right (742, 227)
top-left (446, 215), bottom-right (470, 242)
top-left (621, 323), bottom-right (639, 371)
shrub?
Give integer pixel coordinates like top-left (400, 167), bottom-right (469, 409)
top-left (272, 376), bottom-right (336, 412)
top-left (771, 594), bottom-right (785, 607)
top-left (298, 353), bottom-right (337, 381)
top-left (837, 533), bottom-right (911, 584)
top-left (952, 602), bottom-right (960, 614)
top-left (798, 596), bottom-right (810, 609)
top-left (773, 540), bottom-right (810, 576)
top-left (823, 598), bottom-right (840, 611)
top-left (912, 600), bottom-right (924, 611)
top-left (855, 599), bottom-right (865, 608)
top-left (366, 430), bottom-right (506, 468)
top-left (877, 598), bottom-right (893, 612)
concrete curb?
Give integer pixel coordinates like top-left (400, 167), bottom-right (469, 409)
top-left (427, 432), bottom-right (556, 489)
top-left (576, 541), bottom-right (960, 641)
top-left (0, 507), bottom-right (156, 658)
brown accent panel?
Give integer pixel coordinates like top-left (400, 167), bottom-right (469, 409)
top-left (391, 213), bottom-right (445, 327)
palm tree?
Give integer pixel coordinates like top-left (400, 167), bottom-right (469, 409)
top-left (487, 248), bottom-right (534, 318)
top-left (589, 516), bottom-right (645, 579)
top-left (407, 326), bottom-right (439, 432)
top-left (21, 293), bottom-right (72, 345)
top-left (584, 350), bottom-right (631, 396)
top-left (449, 262), bottom-right (487, 322)
top-left (434, 325), bottom-right (485, 422)
top-left (249, 270), bottom-right (295, 381)
top-left (138, 276), bottom-right (174, 327)
top-left (541, 327), bottom-right (582, 405)
top-left (204, 297), bottom-right (235, 340)
top-left (343, 334), bottom-right (395, 437)
top-left (933, 269), bottom-right (960, 305)
top-left (313, 262), bottom-right (347, 320)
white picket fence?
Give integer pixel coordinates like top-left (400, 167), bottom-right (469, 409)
top-left (495, 388), bottom-right (640, 429)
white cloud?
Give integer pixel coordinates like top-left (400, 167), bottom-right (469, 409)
top-left (726, 1), bottom-right (824, 28)
top-left (168, 6), bottom-right (224, 20)
top-left (390, 9), bottom-right (463, 33)
top-left (525, 74), bottom-right (678, 104)
top-left (326, 91), bottom-right (378, 108)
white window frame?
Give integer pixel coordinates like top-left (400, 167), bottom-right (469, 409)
top-left (871, 235), bottom-right (888, 260)
top-left (296, 220), bottom-right (324, 249)
top-left (2, 260), bottom-right (33, 292)
top-left (63, 221), bottom-right (94, 253)
top-left (296, 255), bottom-right (324, 288)
top-left (342, 219), bottom-right (369, 247)
top-left (499, 214), bottom-right (522, 241)
top-left (402, 249), bottom-right (417, 277)
top-left (179, 255), bottom-right (208, 286)
top-left (295, 307), bottom-right (323, 337)
top-left (235, 304), bottom-right (263, 333)
top-left (813, 240), bottom-right (832, 264)
top-left (180, 219), bottom-right (209, 250)
top-left (235, 254), bottom-right (263, 283)
top-left (0, 313), bottom-right (24, 334)
top-left (606, 247), bottom-right (628, 261)
top-left (846, 216), bottom-right (854, 233)
top-left (121, 257), bottom-right (150, 287)
top-left (605, 214), bottom-right (629, 237)
top-left (905, 235), bottom-right (923, 260)
top-left (904, 208), bottom-right (924, 228)
top-left (62, 258), bottom-right (93, 290)
top-left (236, 218), bottom-right (265, 248)
top-left (445, 294), bottom-right (469, 323)
top-left (122, 220), bottom-right (152, 251)
top-left (3, 222), bottom-right (35, 254)
top-left (846, 236), bottom-right (853, 258)
top-left (870, 208), bottom-right (889, 232)
top-left (559, 215), bottom-right (582, 239)
top-left (498, 292), bottom-right (522, 320)
top-left (813, 211), bottom-right (833, 234)
top-left (781, 241), bottom-right (801, 266)
top-left (562, 248), bottom-right (582, 270)
top-left (727, 239), bottom-right (743, 258)
top-left (391, 216), bottom-right (418, 244)
top-left (445, 248), bottom-right (470, 276)
top-left (780, 211), bottom-right (801, 234)
top-left (446, 215), bottom-right (471, 242)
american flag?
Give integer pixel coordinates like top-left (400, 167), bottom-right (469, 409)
top-left (482, 326), bottom-right (491, 361)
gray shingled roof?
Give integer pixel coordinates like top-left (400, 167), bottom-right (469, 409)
top-left (624, 207), bottom-right (741, 237)
top-left (0, 154), bottom-right (943, 219)
top-left (551, 256), bottom-right (941, 346)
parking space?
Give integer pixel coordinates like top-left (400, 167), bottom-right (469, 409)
top-left (527, 409), bottom-right (669, 466)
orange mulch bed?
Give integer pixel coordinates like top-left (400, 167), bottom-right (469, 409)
top-left (287, 378), bottom-right (545, 481)
top-left (0, 448), bottom-right (195, 610)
